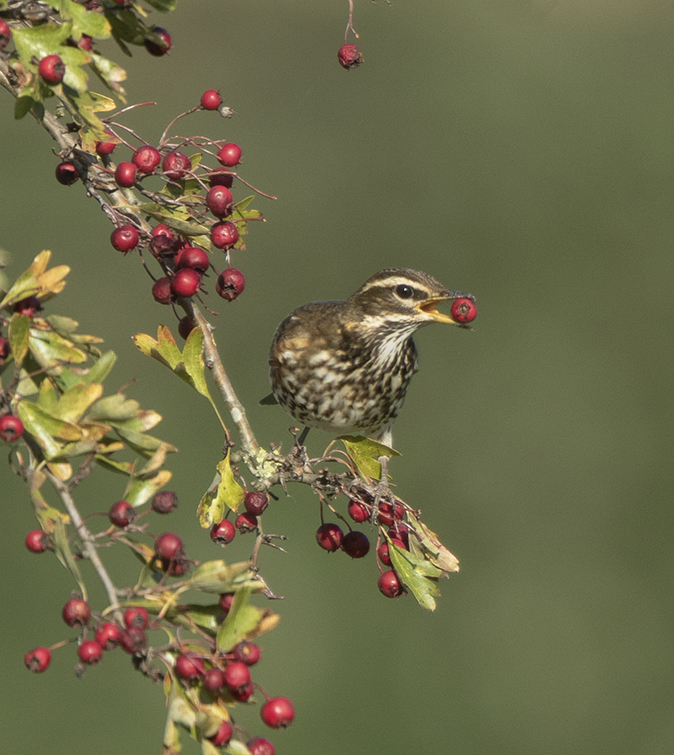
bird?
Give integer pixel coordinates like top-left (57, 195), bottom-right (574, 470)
top-left (266, 268), bottom-right (474, 455)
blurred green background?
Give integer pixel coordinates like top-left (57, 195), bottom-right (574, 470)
top-left (3, 1), bottom-right (674, 753)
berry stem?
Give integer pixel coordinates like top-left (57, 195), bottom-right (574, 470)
top-left (344, 0), bottom-right (359, 44)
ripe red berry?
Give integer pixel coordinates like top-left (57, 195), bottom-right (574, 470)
top-left (244, 491), bottom-right (269, 516)
top-left (216, 142), bottom-right (241, 167)
top-left (210, 220), bottom-right (239, 249)
top-left (338, 43), bottom-right (363, 70)
top-left (124, 606), bottom-right (149, 630)
top-left (203, 667), bottom-right (225, 692)
top-left (155, 532), bottom-right (184, 561)
top-left (152, 490), bottom-right (178, 514)
top-left (152, 277), bottom-right (173, 305)
top-left (377, 541), bottom-right (392, 566)
top-left (62, 597), bottom-right (91, 627)
top-left (14, 296), bottom-right (41, 317)
top-left (388, 524), bottom-right (410, 548)
top-left (378, 570), bottom-right (404, 598)
top-left (77, 34), bottom-right (93, 51)
top-left (108, 500), bottom-right (135, 527)
top-left (55, 161), bottom-right (78, 185)
top-left (144, 26), bottom-right (172, 56)
top-left (209, 168), bottom-right (234, 188)
top-left (175, 246), bottom-right (209, 272)
top-left (110, 225), bottom-right (139, 252)
top-left (132, 145), bottom-right (161, 174)
top-left (315, 523), bottom-right (343, 552)
top-left (0, 336), bottom-right (9, 364)
top-left (235, 512), bottom-right (257, 533)
top-left (347, 499), bottom-right (370, 523)
top-left (39, 54), bottom-right (65, 84)
top-left (120, 627), bottom-right (147, 654)
top-left (0, 415), bottom-right (24, 442)
top-left (178, 316), bottom-right (196, 340)
top-left (223, 660), bottom-right (251, 692)
top-left (170, 268), bottom-right (202, 298)
top-left (341, 530), bottom-right (370, 558)
top-left (162, 557), bottom-right (188, 577)
top-left (451, 297), bottom-right (477, 324)
top-left (25, 529), bottom-right (50, 553)
top-left (377, 501), bottom-right (403, 527)
top-left (209, 721), bottom-right (233, 747)
top-left (210, 519), bottom-right (236, 545)
top-left (162, 150), bottom-right (191, 180)
top-left (261, 696), bottom-right (295, 729)
top-left (206, 185), bottom-right (233, 218)
top-left (95, 622), bottom-right (122, 650)
top-left (175, 653), bottom-right (205, 681)
top-left (25, 647), bottom-right (51, 673)
top-left (151, 223), bottom-right (174, 239)
top-left (77, 639), bottom-right (103, 665)
top-left (0, 20), bottom-right (11, 50)
top-left (96, 139), bottom-right (117, 156)
top-left (219, 593), bottom-right (235, 613)
top-left (233, 640), bottom-right (261, 666)
top-left (247, 737), bottom-right (276, 755)
top-left (114, 161), bottom-right (137, 188)
top-left (200, 89), bottom-right (222, 110)
top-left (216, 268), bottom-right (245, 301)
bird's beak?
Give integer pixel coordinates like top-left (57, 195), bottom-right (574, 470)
top-left (417, 291), bottom-right (473, 324)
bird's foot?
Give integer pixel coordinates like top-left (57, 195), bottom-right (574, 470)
top-left (369, 455), bottom-right (395, 524)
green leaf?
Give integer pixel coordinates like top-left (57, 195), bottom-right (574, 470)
top-left (187, 559), bottom-right (255, 594)
top-left (124, 468), bottom-right (172, 506)
top-left (12, 23), bottom-right (74, 65)
top-left (0, 250), bottom-right (69, 309)
top-left (410, 518), bottom-right (460, 573)
top-left (144, 0), bottom-right (177, 11)
top-left (82, 350), bottom-right (117, 384)
top-left (197, 457), bottom-right (245, 528)
top-left (8, 313), bottom-right (30, 367)
top-left (29, 329), bottom-right (88, 369)
top-left (86, 393), bottom-right (141, 422)
top-left (60, 0), bottom-right (112, 38)
top-left (216, 587), bottom-right (259, 651)
top-left (339, 435), bottom-right (401, 480)
top-left (182, 327), bottom-right (212, 401)
top-left (114, 426), bottom-right (171, 455)
top-left (133, 325), bottom-right (182, 369)
top-left (389, 544), bottom-right (441, 611)
top-left (94, 454), bottom-right (134, 474)
top-left (37, 379), bottom-right (59, 414)
top-left (89, 53), bottom-right (127, 99)
top-left (58, 46), bottom-right (90, 91)
top-left (51, 516), bottom-right (87, 598)
top-left (226, 741), bottom-right (253, 755)
top-left (14, 96), bottom-right (37, 120)
top-left (106, 8), bottom-right (147, 45)
top-left (17, 401), bottom-right (82, 458)
top-left (51, 382), bottom-right (103, 422)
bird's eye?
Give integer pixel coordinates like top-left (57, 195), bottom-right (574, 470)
top-left (395, 285), bottom-right (414, 299)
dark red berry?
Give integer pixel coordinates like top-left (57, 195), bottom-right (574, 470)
top-left (244, 491), bottom-right (269, 516)
top-left (378, 570), bottom-right (404, 598)
top-left (247, 737), bottom-right (276, 755)
top-left (25, 529), bottom-right (50, 553)
top-left (342, 530), bottom-right (370, 558)
top-left (77, 639), bottom-right (103, 665)
top-left (149, 232), bottom-right (176, 259)
top-left (203, 667), bottom-right (225, 692)
top-left (0, 415), bottom-right (24, 442)
top-left (110, 225), bottom-right (139, 252)
top-left (39, 54), bottom-right (65, 84)
top-left (0, 336), bottom-right (9, 364)
top-left (377, 502), bottom-right (403, 527)
top-left (235, 512), bottom-right (257, 533)
top-left (108, 500), bottom-right (135, 527)
top-left (114, 161), bottom-right (137, 188)
top-left (175, 653), bottom-right (205, 681)
top-left (209, 168), bottom-right (234, 188)
top-left (206, 185), bottom-right (233, 218)
top-left (55, 161), bottom-right (78, 185)
top-left (223, 660), bottom-right (251, 692)
top-left (152, 277), bottom-right (173, 304)
top-left (0, 20), bottom-right (11, 50)
top-left (233, 681), bottom-right (254, 701)
top-left (178, 316), bottom-right (196, 340)
top-left (171, 268), bottom-right (202, 298)
top-left (62, 598), bottom-right (91, 627)
top-left (316, 523), bottom-right (343, 552)
top-left (209, 721), bottom-right (233, 747)
top-left (219, 593), bottom-right (234, 613)
top-left (155, 532), bottom-right (184, 561)
top-left (144, 26), bottom-right (172, 56)
top-left (338, 43), bottom-right (363, 70)
top-left (132, 145), bottom-right (161, 174)
top-left (175, 246), bottom-right (209, 271)
top-left (233, 640), bottom-right (261, 666)
top-left (216, 142), bottom-right (241, 167)
top-left (14, 296), bottom-right (41, 317)
top-left (95, 138), bottom-right (117, 156)
top-left (200, 89), bottom-right (222, 110)
top-left (261, 696), bottom-right (295, 728)
top-left (216, 268), bottom-right (245, 301)
top-left (152, 490), bottom-right (179, 513)
top-left (95, 622), bottom-right (122, 650)
top-left (161, 556), bottom-right (188, 577)
top-left (151, 223), bottom-right (174, 238)
top-left (124, 606), bottom-right (149, 630)
top-left (210, 220), bottom-right (239, 249)
top-left (78, 34), bottom-right (93, 51)
top-left (451, 297), bottom-right (477, 324)
top-left (210, 519), bottom-right (236, 545)
top-left (388, 524), bottom-right (410, 548)
top-left (162, 151), bottom-right (191, 180)
top-left (120, 627), bottom-right (147, 654)
top-left (347, 499), bottom-right (370, 523)
top-left (25, 647), bottom-right (51, 673)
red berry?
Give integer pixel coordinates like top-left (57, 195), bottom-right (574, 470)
top-left (377, 501), bottom-right (403, 527)
top-left (209, 721), bottom-right (233, 747)
top-left (216, 268), bottom-right (245, 301)
top-left (223, 660), bottom-right (251, 692)
top-left (0, 415), bottom-right (24, 442)
top-left (388, 524), bottom-right (410, 548)
top-left (162, 151), bottom-right (191, 180)
top-left (151, 223), bottom-right (174, 238)
top-left (95, 622), bottom-right (122, 650)
top-left (0, 336), bottom-right (9, 364)
top-left (247, 737), bottom-right (276, 755)
top-left (338, 44), bottom-right (363, 70)
top-left (155, 532), bottom-right (184, 561)
top-left (152, 490), bottom-right (179, 514)
top-left (244, 491), bottom-right (269, 516)
top-left (14, 296), bottom-right (41, 317)
top-left (341, 530), bottom-right (370, 558)
top-left (25, 647), bottom-right (51, 673)
top-left (451, 297), bottom-right (477, 324)
top-left (152, 277), bottom-right (173, 304)
top-left (25, 529), bottom-right (50, 553)
top-left (235, 512), bottom-right (257, 533)
top-left (206, 185), bottom-right (233, 218)
top-left (144, 26), bottom-right (171, 56)
top-left (216, 142), bottom-right (241, 167)
top-left (78, 34), bottom-right (93, 51)
top-left (347, 499), bottom-right (370, 523)
top-left (175, 246), bottom-right (209, 271)
top-left (209, 168), bottom-right (234, 188)
top-left (200, 89), bottom-right (222, 110)
top-left (110, 225), bottom-right (139, 252)
top-left (96, 140), bottom-right (116, 156)
top-left (114, 161), bottom-right (137, 188)
top-left (162, 556), bottom-right (188, 577)
top-left (124, 606), bottom-right (149, 629)
top-left (219, 594), bottom-right (234, 613)
top-left (261, 696), bottom-right (295, 729)
top-left (39, 54), bottom-right (65, 84)
top-left (378, 570), bottom-right (404, 598)
top-left (377, 542), bottom-right (391, 566)
top-left (203, 667), bottom-right (225, 692)
top-left (315, 523), bottom-right (343, 552)
top-left (77, 639), bottom-right (103, 665)
top-left (178, 316), bottom-right (196, 340)
top-left (120, 627), bottom-right (147, 654)
top-left (210, 220), bottom-right (239, 249)
top-left (132, 145), bottom-right (161, 174)
top-left (175, 653), bottom-right (205, 681)
top-left (171, 268), bottom-right (202, 298)
top-left (233, 640), bottom-right (261, 666)
top-left (62, 598), bottom-right (91, 627)
top-left (0, 20), bottom-right (11, 50)
top-left (55, 161), bottom-right (78, 185)
top-left (108, 500), bottom-right (135, 527)
top-left (233, 681), bottom-right (254, 701)
top-left (210, 519), bottom-right (236, 545)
